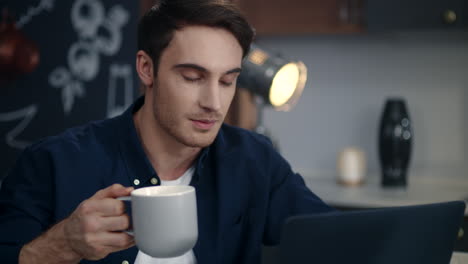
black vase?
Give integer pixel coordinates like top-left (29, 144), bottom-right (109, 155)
top-left (378, 98), bottom-right (413, 187)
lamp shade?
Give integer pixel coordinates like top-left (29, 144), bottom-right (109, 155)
top-left (237, 44), bottom-right (307, 111)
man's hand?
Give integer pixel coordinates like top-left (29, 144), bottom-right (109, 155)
top-left (19, 184), bottom-right (135, 264)
top-left (64, 183), bottom-right (135, 260)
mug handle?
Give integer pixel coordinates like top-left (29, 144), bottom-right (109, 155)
top-left (117, 196), bottom-right (134, 236)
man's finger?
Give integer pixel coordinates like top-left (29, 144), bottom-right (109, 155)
top-left (86, 198), bottom-right (126, 217)
top-left (100, 215), bottom-right (131, 232)
top-left (93, 184), bottom-right (134, 200)
top-left (100, 232), bottom-right (135, 251)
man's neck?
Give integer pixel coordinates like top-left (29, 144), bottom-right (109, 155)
top-left (133, 103), bottom-right (201, 181)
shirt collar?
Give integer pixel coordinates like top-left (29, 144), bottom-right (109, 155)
top-left (192, 147), bottom-right (209, 185)
top-left (118, 96), bottom-right (156, 187)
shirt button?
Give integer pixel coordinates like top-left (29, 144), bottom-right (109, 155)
top-left (133, 179), bottom-right (140, 186)
top-left (122, 261), bottom-right (129, 264)
top-left (150, 177), bottom-right (158, 185)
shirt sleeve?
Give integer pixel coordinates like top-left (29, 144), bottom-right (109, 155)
top-left (261, 140), bottom-right (336, 245)
top-left (0, 146), bottom-right (55, 263)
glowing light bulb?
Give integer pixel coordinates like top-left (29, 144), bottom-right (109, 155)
top-left (269, 62), bottom-right (307, 110)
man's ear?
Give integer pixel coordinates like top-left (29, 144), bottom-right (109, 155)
top-left (136, 50), bottom-right (154, 88)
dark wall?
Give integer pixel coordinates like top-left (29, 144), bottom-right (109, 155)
top-left (0, 0), bottom-right (139, 180)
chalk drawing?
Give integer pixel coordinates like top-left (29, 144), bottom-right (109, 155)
top-left (107, 64), bottom-right (133, 118)
top-left (93, 5), bottom-right (129, 56)
top-left (68, 41), bottom-right (100, 82)
top-left (49, 66), bottom-right (71, 87)
top-left (49, 0), bottom-right (130, 115)
top-left (49, 67), bottom-right (85, 114)
top-left (16, 0), bottom-right (55, 28)
top-left (71, 0), bottom-right (105, 39)
top-left (0, 105), bottom-right (38, 149)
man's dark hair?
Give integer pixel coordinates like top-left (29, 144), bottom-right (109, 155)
top-left (138, 0), bottom-right (255, 76)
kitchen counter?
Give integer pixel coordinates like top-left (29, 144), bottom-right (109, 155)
top-left (300, 169), bottom-right (468, 252)
top-left (451, 252), bottom-right (468, 264)
top-left (300, 170), bottom-right (468, 215)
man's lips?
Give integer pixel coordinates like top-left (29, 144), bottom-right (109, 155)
top-left (190, 119), bottom-right (217, 130)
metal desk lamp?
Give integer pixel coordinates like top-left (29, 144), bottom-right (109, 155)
top-left (237, 44), bottom-right (308, 136)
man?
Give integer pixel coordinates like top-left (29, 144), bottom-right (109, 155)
top-left (0, 0), bottom-right (334, 263)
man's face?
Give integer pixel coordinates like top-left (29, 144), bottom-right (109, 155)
top-left (150, 25), bottom-right (243, 148)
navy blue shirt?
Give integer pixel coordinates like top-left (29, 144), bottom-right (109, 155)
top-left (0, 97), bottom-right (333, 263)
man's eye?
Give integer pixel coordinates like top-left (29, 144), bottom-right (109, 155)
top-left (220, 81), bottom-right (233, 87)
top-left (220, 76), bottom-right (237, 87)
top-left (183, 76), bottom-right (200, 82)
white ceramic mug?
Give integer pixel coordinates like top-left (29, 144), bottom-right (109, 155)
top-left (118, 185), bottom-right (198, 258)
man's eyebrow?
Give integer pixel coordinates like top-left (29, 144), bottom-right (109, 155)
top-left (173, 63), bottom-right (208, 73)
top-left (225, 67), bottom-right (242, 75)
top-left (173, 63), bottom-right (242, 75)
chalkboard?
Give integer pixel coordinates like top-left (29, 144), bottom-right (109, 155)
top-left (0, 0), bottom-right (139, 180)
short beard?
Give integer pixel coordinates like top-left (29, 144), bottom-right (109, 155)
top-left (151, 83), bottom-right (219, 148)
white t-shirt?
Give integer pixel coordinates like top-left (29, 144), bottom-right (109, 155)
top-left (135, 166), bottom-right (196, 264)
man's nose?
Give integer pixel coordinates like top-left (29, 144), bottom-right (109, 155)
top-left (199, 80), bottom-right (221, 112)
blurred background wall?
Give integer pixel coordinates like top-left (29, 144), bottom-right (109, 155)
top-left (1, 0), bottom-right (467, 181)
top-left (257, 33), bottom-right (468, 178)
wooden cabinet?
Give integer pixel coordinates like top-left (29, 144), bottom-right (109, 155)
top-left (366, 0), bottom-right (468, 32)
top-left (234, 0), bottom-right (467, 35)
top-left (234, 0), bottom-right (364, 34)
top-left (141, 1), bottom-right (467, 34)
top-left (141, 0), bottom-right (154, 15)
